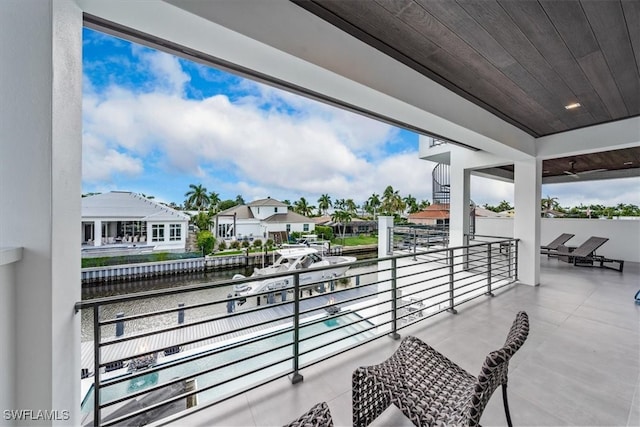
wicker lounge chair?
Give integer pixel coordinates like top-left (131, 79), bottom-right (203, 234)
top-left (353, 311), bottom-right (529, 427)
top-left (283, 401), bottom-right (333, 427)
top-left (557, 236), bottom-right (624, 272)
top-left (540, 233), bottom-right (575, 256)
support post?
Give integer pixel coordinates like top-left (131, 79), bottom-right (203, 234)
top-left (93, 306), bottom-right (101, 427)
top-left (115, 312), bottom-right (124, 337)
top-left (389, 258), bottom-right (400, 340)
top-left (291, 272), bottom-right (303, 384)
top-left (178, 303), bottom-right (185, 323)
top-left (486, 243), bottom-right (494, 297)
top-left (447, 249), bottom-right (458, 314)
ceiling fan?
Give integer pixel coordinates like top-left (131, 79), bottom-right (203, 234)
top-left (563, 160), bottom-right (607, 179)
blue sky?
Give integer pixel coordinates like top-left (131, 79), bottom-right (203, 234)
top-left (82, 28), bottom-right (639, 209)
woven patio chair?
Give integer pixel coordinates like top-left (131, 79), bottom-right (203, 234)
top-left (283, 401), bottom-right (334, 427)
top-left (353, 311), bottom-right (529, 427)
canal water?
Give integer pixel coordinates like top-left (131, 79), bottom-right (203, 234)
top-left (80, 256), bottom-right (378, 342)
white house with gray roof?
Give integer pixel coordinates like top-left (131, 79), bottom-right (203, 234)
top-left (81, 191), bottom-right (190, 252)
top-left (214, 197), bottom-right (314, 243)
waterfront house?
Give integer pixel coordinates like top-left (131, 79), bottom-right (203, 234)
top-left (81, 191), bottom-right (189, 252)
top-left (1, 2), bottom-right (638, 426)
top-left (213, 197), bottom-right (314, 243)
top-left (407, 203), bottom-right (451, 226)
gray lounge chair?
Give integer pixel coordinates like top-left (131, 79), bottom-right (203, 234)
top-left (540, 233), bottom-right (574, 256)
top-left (352, 312), bottom-right (529, 427)
top-left (557, 236), bottom-right (624, 272)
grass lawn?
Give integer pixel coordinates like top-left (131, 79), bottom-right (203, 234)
top-left (335, 235), bottom-right (378, 246)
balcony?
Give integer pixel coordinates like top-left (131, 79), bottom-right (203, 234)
top-left (175, 257), bottom-right (639, 427)
top-left (77, 237), bottom-right (638, 427)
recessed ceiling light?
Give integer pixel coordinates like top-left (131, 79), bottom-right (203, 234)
top-left (543, 170), bottom-right (550, 173)
top-left (624, 161), bottom-right (633, 165)
top-left (564, 103), bottom-right (581, 110)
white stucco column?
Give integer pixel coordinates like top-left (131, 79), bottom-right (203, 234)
top-left (0, 1), bottom-right (82, 424)
top-left (514, 158), bottom-right (542, 286)
top-left (449, 162), bottom-right (471, 248)
top-left (94, 220), bottom-right (102, 246)
top-left (376, 216), bottom-right (394, 334)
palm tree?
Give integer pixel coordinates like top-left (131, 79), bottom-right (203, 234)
top-left (184, 184), bottom-right (210, 212)
top-left (381, 185), bottom-right (405, 216)
top-left (418, 199), bottom-right (431, 210)
top-left (294, 197), bottom-right (313, 217)
top-left (235, 194), bottom-right (245, 205)
top-left (334, 198), bottom-right (346, 211)
top-left (331, 209), bottom-right (352, 243)
top-left (541, 195), bottom-right (559, 217)
top-left (344, 198), bottom-right (358, 214)
top-left (282, 199), bottom-right (292, 211)
top-left (208, 191), bottom-right (221, 213)
top-left (403, 194), bottom-right (418, 214)
top-left (366, 193), bottom-right (381, 219)
top-left (317, 194), bottom-right (332, 216)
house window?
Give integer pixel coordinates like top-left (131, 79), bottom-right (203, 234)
top-left (152, 224), bottom-right (165, 242)
top-left (286, 224), bottom-right (291, 232)
top-left (274, 207), bottom-right (278, 213)
top-left (303, 224), bottom-right (309, 231)
top-left (169, 224), bottom-right (182, 241)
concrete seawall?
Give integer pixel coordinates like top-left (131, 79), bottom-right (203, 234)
top-left (81, 245), bottom-right (375, 285)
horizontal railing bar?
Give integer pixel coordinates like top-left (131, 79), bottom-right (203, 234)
top-left (99, 292), bottom-right (293, 328)
top-left (99, 314), bottom-right (293, 358)
top-left (100, 323), bottom-right (297, 385)
top-left (102, 340), bottom-right (294, 406)
top-left (99, 310), bottom-right (296, 366)
top-left (100, 304), bottom-right (295, 348)
top-left (295, 315), bottom-right (377, 348)
top-left (396, 286), bottom-right (452, 307)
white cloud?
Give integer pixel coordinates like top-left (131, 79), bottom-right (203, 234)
top-left (83, 77), bottom-right (413, 204)
top-left (133, 47), bottom-right (190, 95)
top-left (82, 134), bottom-right (143, 183)
top-left (471, 176), bottom-right (514, 207)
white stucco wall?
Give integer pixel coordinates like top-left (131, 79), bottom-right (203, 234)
top-left (475, 217), bottom-right (640, 263)
top-left (147, 221), bottom-right (188, 251)
top-left (0, 1), bottom-right (81, 424)
top-left (0, 249), bottom-right (21, 425)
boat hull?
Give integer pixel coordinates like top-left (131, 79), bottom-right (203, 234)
top-left (233, 256), bottom-right (356, 296)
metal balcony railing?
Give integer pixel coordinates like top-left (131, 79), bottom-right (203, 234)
top-left (75, 237), bottom-right (518, 426)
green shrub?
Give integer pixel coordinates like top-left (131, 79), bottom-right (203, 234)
top-left (315, 225), bottom-right (334, 241)
top-left (253, 239), bottom-right (262, 248)
top-left (230, 240), bottom-right (241, 249)
top-left (196, 230), bottom-right (216, 255)
top-left (217, 240), bottom-right (227, 251)
top-left (242, 240), bottom-right (250, 248)
top-left (266, 239), bottom-right (274, 249)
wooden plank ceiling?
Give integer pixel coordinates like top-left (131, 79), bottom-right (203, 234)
top-left (292, 0), bottom-right (640, 178)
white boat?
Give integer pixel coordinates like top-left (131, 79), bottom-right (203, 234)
top-left (281, 234), bottom-right (332, 253)
top-left (232, 247), bottom-right (356, 297)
